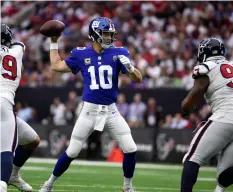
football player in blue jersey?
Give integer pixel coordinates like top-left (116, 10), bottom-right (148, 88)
top-left (40, 17), bottom-right (142, 192)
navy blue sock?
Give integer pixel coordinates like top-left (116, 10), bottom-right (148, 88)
top-left (13, 145), bottom-right (33, 167)
top-left (218, 167), bottom-right (233, 187)
top-left (53, 152), bottom-right (74, 177)
top-left (1, 151), bottom-right (13, 183)
top-left (123, 152), bottom-right (136, 178)
top-left (181, 161), bottom-right (200, 192)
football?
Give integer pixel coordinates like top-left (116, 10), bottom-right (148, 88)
top-left (40, 20), bottom-right (65, 37)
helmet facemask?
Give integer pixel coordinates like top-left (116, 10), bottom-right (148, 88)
top-left (197, 39), bottom-right (210, 62)
top-left (95, 29), bottom-right (116, 49)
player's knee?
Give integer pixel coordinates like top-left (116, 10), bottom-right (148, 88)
top-left (121, 135), bottom-right (137, 153)
top-left (218, 167), bottom-right (233, 187)
top-left (22, 136), bottom-right (40, 151)
top-left (124, 143), bottom-right (137, 153)
top-left (66, 138), bottom-right (83, 158)
top-left (182, 153), bottom-right (202, 166)
top-left (126, 142), bottom-right (137, 153)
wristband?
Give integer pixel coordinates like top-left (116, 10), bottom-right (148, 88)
top-left (50, 43), bottom-right (58, 50)
top-left (127, 65), bottom-right (135, 73)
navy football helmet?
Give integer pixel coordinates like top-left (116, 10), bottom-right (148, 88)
top-left (1, 24), bottom-right (12, 47)
top-left (89, 17), bottom-right (116, 49)
top-left (197, 37), bottom-right (225, 62)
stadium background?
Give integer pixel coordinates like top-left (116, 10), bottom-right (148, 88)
top-left (2, 1), bottom-right (233, 191)
top-left (2, 1), bottom-right (233, 163)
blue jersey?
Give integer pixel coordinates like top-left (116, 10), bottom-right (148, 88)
top-left (65, 46), bottom-right (129, 105)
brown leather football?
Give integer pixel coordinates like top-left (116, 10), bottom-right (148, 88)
top-left (40, 20), bottom-right (65, 37)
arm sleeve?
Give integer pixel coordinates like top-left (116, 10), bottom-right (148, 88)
top-left (118, 47), bottom-right (131, 74)
top-left (64, 48), bottom-right (81, 75)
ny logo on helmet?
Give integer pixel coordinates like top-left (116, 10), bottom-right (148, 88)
top-left (92, 21), bottom-right (100, 28)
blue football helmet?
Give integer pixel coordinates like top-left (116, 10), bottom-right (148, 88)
top-left (89, 17), bottom-right (116, 49)
top-left (1, 24), bottom-right (12, 47)
top-left (197, 37), bottom-right (225, 62)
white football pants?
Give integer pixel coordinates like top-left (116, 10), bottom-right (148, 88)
top-left (66, 101), bottom-right (137, 158)
top-left (183, 120), bottom-right (233, 179)
top-left (1, 97), bottom-right (38, 153)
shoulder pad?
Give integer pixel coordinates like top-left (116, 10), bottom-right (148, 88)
top-left (116, 47), bottom-right (130, 55)
top-left (203, 61), bottom-right (218, 71)
top-left (11, 42), bottom-right (26, 52)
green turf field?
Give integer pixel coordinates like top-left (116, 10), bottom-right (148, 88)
top-left (8, 158), bottom-right (233, 192)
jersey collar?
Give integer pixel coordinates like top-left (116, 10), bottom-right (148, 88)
top-left (90, 45), bottom-right (111, 55)
top-left (206, 56), bottom-right (226, 61)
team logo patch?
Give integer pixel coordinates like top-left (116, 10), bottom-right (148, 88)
top-left (84, 58), bottom-right (91, 65)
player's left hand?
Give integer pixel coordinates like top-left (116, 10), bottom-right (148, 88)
top-left (118, 55), bottom-right (134, 72)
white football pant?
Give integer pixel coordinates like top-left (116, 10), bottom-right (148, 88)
top-left (66, 101), bottom-right (137, 158)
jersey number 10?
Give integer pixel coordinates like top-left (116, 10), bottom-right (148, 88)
top-left (88, 65), bottom-right (113, 90)
top-left (220, 64), bottom-right (233, 88)
top-left (2, 55), bottom-right (17, 81)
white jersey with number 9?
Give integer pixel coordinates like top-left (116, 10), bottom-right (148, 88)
top-left (0, 42), bottom-right (25, 104)
top-left (193, 57), bottom-right (233, 124)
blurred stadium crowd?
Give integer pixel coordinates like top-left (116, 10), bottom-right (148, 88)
top-left (2, 1), bottom-right (233, 89)
top-left (2, 1), bottom-right (232, 128)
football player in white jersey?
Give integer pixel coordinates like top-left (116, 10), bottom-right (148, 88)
top-left (180, 38), bottom-right (233, 192)
top-left (0, 24), bottom-right (40, 192)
